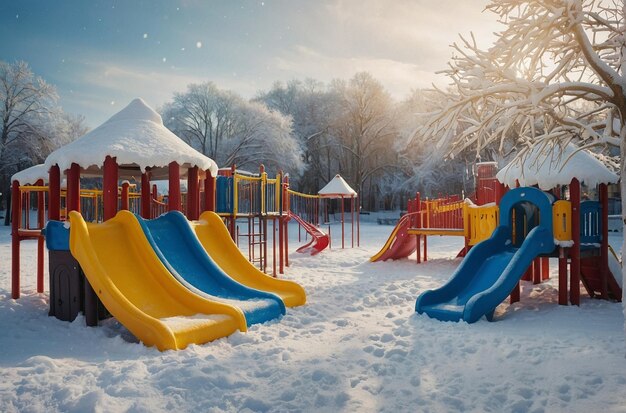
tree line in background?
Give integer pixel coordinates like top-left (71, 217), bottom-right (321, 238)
top-left (162, 73), bottom-right (475, 212)
top-left (0, 59), bottom-right (476, 218)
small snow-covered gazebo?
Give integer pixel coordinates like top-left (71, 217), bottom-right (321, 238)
top-left (43, 98), bottom-right (218, 222)
top-left (496, 143), bottom-right (619, 306)
top-left (318, 174), bottom-right (359, 248)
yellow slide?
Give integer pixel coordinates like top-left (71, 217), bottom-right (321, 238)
top-left (193, 211), bottom-right (306, 307)
top-left (68, 210), bottom-right (247, 351)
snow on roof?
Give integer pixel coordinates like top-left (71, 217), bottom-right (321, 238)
top-left (318, 174), bottom-right (357, 198)
top-left (496, 143), bottom-right (618, 190)
top-left (11, 164), bottom-right (48, 185)
top-left (44, 98), bottom-right (218, 179)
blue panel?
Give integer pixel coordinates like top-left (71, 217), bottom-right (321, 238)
top-left (580, 201), bottom-right (601, 244)
top-left (215, 176), bottom-right (233, 214)
top-left (44, 220), bottom-right (70, 251)
top-left (416, 187), bottom-right (556, 323)
top-left (136, 211), bottom-right (285, 326)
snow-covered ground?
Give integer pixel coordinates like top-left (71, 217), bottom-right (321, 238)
top-left (0, 217), bottom-right (624, 413)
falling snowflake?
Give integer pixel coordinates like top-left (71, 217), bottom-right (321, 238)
top-left (196, 41), bottom-right (202, 48)
top-left (143, 33), bottom-right (148, 39)
top-left (162, 57), bottom-right (167, 62)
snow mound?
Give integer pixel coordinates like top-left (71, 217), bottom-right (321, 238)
top-left (496, 144), bottom-right (618, 190)
top-left (44, 98), bottom-right (218, 178)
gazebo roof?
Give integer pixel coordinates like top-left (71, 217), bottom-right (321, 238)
top-left (496, 144), bottom-right (618, 190)
top-left (318, 174), bottom-right (357, 198)
top-left (11, 164), bottom-right (48, 185)
top-left (44, 98), bottom-right (218, 180)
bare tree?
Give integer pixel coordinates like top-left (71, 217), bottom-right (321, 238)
top-left (331, 72), bottom-right (399, 209)
top-left (256, 79), bottom-right (340, 192)
top-left (0, 60), bottom-right (58, 212)
top-left (162, 82), bottom-right (302, 174)
top-left (415, 1), bottom-right (624, 163)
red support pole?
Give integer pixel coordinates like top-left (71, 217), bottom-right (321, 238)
top-left (532, 258), bottom-right (541, 284)
top-left (204, 170), bottom-right (215, 212)
top-left (151, 184), bottom-right (158, 218)
top-left (541, 257), bottom-right (550, 281)
top-left (341, 195), bottom-right (345, 249)
top-left (187, 166), bottom-right (199, 220)
top-left (272, 218), bottom-right (277, 277)
top-left (49, 165), bottom-right (61, 221)
top-left (121, 181), bottom-right (130, 211)
top-left (599, 183), bottom-right (609, 299)
top-left (168, 161), bottom-right (181, 212)
top-left (66, 163), bottom-right (81, 213)
top-left (279, 174), bottom-right (285, 275)
top-left (284, 218), bottom-right (289, 267)
top-left (510, 281), bottom-right (520, 304)
top-left (36, 179), bottom-right (45, 293)
top-left (558, 247), bottom-right (568, 305)
top-left (141, 171), bottom-right (151, 218)
top-left (103, 156), bottom-right (118, 220)
top-left (11, 180), bottom-right (21, 299)
top-left (570, 178), bottom-right (581, 305)
top-left (357, 195), bottom-right (360, 247)
top-left (351, 196), bottom-right (354, 248)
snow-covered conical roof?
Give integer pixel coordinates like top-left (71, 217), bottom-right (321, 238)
top-left (44, 98), bottom-right (218, 179)
top-left (496, 144), bottom-right (618, 190)
top-left (318, 174), bottom-right (357, 198)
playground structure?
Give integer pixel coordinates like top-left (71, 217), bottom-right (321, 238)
top-left (371, 162), bottom-right (501, 263)
top-left (373, 153), bottom-right (621, 322)
top-left (9, 98), bottom-right (313, 350)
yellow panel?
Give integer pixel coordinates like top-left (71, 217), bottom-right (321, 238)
top-left (465, 204), bottom-right (499, 246)
top-left (68, 210), bottom-right (247, 351)
top-left (553, 200), bottom-right (572, 241)
top-left (194, 211), bottom-right (306, 307)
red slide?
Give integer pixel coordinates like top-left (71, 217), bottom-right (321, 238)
top-left (370, 214), bottom-right (417, 262)
top-left (289, 212), bottom-right (329, 255)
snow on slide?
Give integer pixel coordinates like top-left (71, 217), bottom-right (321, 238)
top-left (68, 211), bottom-right (247, 351)
top-left (193, 211), bottom-right (306, 307)
top-left (370, 214), bottom-right (416, 262)
top-left (136, 211), bottom-right (286, 327)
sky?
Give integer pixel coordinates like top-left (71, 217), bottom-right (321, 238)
top-left (0, 0), bottom-right (502, 128)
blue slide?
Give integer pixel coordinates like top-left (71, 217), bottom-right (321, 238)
top-left (137, 211), bottom-right (285, 326)
top-left (415, 187), bottom-right (556, 323)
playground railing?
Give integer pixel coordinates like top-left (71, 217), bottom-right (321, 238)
top-left (580, 200), bottom-right (601, 244)
top-left (235, 174), bottom-right (263, 216)
top-left (287, 189), bottom-right (320, 226)
top-left (422, 198), bottom-right (465, 230)
top-left (265, 175), bottom-right (281, 215)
